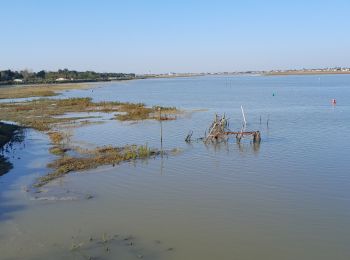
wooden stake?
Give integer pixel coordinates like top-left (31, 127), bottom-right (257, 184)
top-left (241, 105), bottom-right (247, 127)
top-left (159, 108), bottom-right (163, 154)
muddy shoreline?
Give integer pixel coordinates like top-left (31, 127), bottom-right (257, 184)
top-left (265, 70), bottom-right (350, 76)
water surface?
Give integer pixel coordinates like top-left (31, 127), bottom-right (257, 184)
top-left (1, 75), bottom-right (350, 259)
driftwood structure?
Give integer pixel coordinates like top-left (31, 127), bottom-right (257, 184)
top-left (186, 114), bottom-right (261, 144)
top-left (226, 130), bottom-right (261, 143)
top-left (204, 114), bottom-right (230, 142)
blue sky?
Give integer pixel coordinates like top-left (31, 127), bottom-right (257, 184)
top-left (1, 0), bottom-right (350, 73)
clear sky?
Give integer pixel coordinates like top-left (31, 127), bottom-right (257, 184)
top-left (1, 0), bottom-right (350, 74)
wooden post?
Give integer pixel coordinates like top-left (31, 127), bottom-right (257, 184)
top-left (241, 105), bottom-right (247, 127)
top-left (253, 131), bottom-right (261, 143)
top-left (158, 108), bottom-right (163, 155)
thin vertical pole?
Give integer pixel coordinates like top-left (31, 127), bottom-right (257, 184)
top-left (241, 105), bottom-right (247, 127)
top-left (159, 108), bottom-right (163, 155)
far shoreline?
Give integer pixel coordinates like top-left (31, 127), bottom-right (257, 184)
top-left (264, 70), bottom-right (350, 76)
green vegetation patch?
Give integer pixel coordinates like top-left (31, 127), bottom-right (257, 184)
top-left (49, 146), bottom-right (69, 156)
top-left (35, 144), bottom-right (160, 187)
top-left (115, 105), bottom-right (178, 121)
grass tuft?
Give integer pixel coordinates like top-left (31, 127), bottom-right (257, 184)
top-left (48, 132), bottom-right (64, 145)
top-left (49, 146), bottom-right (69, 156)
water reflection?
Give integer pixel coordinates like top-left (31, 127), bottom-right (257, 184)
top-left (204, 140), bottom-right (230, 154)
top-left (0, 194), bottom-right (25, 222)
top-left (0, 126), bottom-right (27, 222)
top-left (0, 126), bottom-right (25, 177)
top-left (2, 75), bottom-right (350, 260)
top-left (0, 156), bottom-right (13, 177)
top-left (236, 139), bottom-right (261, 154)
top-left (202, 139), bottom-right (261, 154)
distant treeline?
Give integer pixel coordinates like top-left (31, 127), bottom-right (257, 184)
top-left (0, 69), bottom-right (136, 85)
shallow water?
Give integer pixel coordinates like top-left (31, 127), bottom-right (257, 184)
top-left (1, 75), bottom-right (350, 259)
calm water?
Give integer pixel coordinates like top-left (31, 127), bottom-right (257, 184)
top-left (1, 75), bottom-right (350, 259)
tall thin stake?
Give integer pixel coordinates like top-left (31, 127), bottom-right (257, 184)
top-left (241, 105), bottom-right (247, 127)
top-left (159, 108), bottom-right (163, 155)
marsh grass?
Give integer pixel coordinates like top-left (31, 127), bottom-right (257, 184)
top-left (116, 105), bottom-right (178, 121)
top-left (0, 83), bottom-right (91, 99)
top-left (0, 97), bottom-right (178, 187)
top-left (0, 97), bottom-right (179, 131)
top-left (35, 144), bottom-right (159, 187)
top-left (48, 132), bottom-right (64, 144)
top-left (0, 98), bottom-right (104, 131)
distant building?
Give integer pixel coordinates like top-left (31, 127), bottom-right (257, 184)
top-left (55, 77), bottom-right (67, 81)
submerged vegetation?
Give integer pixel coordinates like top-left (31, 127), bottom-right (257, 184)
top-left (35, 144), bottom-right (160, 187)
top-left (67, 231), bottom-right (174, 260)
